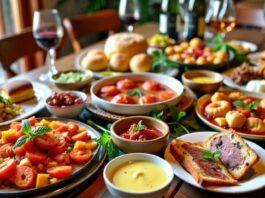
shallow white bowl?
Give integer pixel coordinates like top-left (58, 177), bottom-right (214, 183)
top-left (90, 73), bottom-right (184, 115)
top-left (45, 91), bottom-right (87, 118)
top-left (103, 153), bottom-right (174, 198)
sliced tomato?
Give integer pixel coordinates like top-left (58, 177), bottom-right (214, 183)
top-left (47, 166), bottom-right (72, 179)
top-left (111, 94), bottom-right (135, 104)
top-left (34, 133), bottom-right (57, 150)
top-left (67, 122), bottom-right (79, 135)
top-left (130, 131), bottom-right (141, 140)
top-left (14, 130), bottom-right (25, 141)
top-left (26, 150), bottom-right (46, 164)
top-left (10, 122), bottom-right (22, 131)
top-left (71, 131), bottom-right (88, 142)
top-left (0, 159), bottom-right (16, 179)
top-left (116, 79), bottom-right (136, 90)
top-left (14, 166), bottom-right (35, 189)
top-left (54, 125), bottom-right (69, 133)
top-left (29, 117), bottom-right (38, 126)
top-left (100, 85), bottom-right (120, 97)
top-left (139, 94), bottom-right (160, 104)
top-left (158, 90), bottom-right (175, 101)
top-left (142, 80), bottom-right (161, 91)
top-left (0, 143), bottom-right (14, 158)
top-left (13, 140), bottom-right (34, 156)
top-left (70, 149), bottom-right (92, 164)
top-left (47, 137), bottom-right (68, 156)
top-left (53, 153), bottom-right (65, 163)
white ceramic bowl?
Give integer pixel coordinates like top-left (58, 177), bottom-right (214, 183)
top-left (45, 91), bottom-right (87, 118)
top-left (103, 153), bottom-right (174, 198)
top-left (90, 73), bottom-right (184, 115)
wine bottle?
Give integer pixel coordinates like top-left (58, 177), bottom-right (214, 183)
top-left (159, 0), bottom-right (179, 40)
top-left (185, 0), bottom-right (206, 41)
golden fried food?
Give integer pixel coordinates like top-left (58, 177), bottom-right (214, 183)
top-left (246, 117), bottom-right (265, 132)
top-left (225, 111), bottom-right (247, 128)
top-left (260, 99), bottom-right (265, 109)
top-left (205, 100), bottom-right (232, 118)
top-left (211, 92), bottom-right (230, 102)
top-left (228, 92), bottom-right (246, 101)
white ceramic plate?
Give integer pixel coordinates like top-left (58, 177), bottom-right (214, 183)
top-left (196, 93), bottom-right (265, 141)
top-left (0, 82), bottom-right (51, 126)
top-left (228, 40), bottom-right (258, 54)
top-left (164, 132), bottom-right (265, 193)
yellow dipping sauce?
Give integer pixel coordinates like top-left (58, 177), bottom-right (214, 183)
top-left (190, 76), bottom-right (217, 84)
top-left (110, 160), bottom-right (168, 193)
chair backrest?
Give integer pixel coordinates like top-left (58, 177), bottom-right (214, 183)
top-left (0, 27), bottom-right (44, 78)
top-left (63, 9), bottom-right (121, 52)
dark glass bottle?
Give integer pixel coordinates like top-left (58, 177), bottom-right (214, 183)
top-left (185, 0), bottom-right (206, 41)
top-left (159, 0), bottom-right (179, 40)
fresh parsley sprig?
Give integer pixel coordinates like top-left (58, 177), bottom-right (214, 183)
top-left (201, 151), bottom-right (222, 161)
top-left (132, 120), bottom-right (146, 132)
top-left (151, 51), bottom-right (179, 73)
top-left (233, 100), bottom-right (260, 115)
top-left (13, 119), bottom-right (51, 150)
top-left (87, 120), bottom-right (119, 161)
top-left (128, 88), bottom-right (144, 97)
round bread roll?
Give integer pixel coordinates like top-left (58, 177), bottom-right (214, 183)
top-left (130, 53), bottom-right (152, 72)
top-left (104, 33), bottom-right (148, 58)
top-left (109, 53), bottom-right (130, 72)
top-left (81, 49), bottom-right (108, 71)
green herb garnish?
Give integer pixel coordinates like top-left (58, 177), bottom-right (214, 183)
top-left (13, 119), bottom-right (51, 150)
top-left (128, 88), bottom-right (144, 97)
top-left (201, 151), bottom-right (222, 161)
top-left (132, 120), bottom-right (146, 132)
top-left (87, 120), bottom-right (119, 161)
top-left (233, 100), bottom-right (260, 115)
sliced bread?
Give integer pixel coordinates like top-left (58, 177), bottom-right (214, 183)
top-left (170, 139), bottom-right (237, 186)
top-left (203, 130), bottom-right (259, 180)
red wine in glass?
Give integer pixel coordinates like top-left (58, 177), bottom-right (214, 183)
top-left (120, 14), bottom-right (139, 27)
top-left (35, 27), bottom-right (62, 50)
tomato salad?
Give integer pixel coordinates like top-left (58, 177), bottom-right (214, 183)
top-left (0, 117), bottom-right (97, 190)
top-left (98, 79), bottom-right (176, 105)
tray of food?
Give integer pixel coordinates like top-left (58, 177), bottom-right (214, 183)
top-left (0, 80), bottom-right (51, 126)
top-left (0, 117), bottom-right (105, 197)
top-left (196, 90), bottom-right (265, 140)
top-left (165, 131), bottom-right (265, 193)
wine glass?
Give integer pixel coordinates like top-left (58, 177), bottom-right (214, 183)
top-left (33, 9), bottom-right (63, 82)
top-left (119, 0), bottom-right (140, 32)
top-left (209, 0), bottom-right (236, 37)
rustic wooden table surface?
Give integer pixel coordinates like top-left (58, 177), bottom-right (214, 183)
top-left (7, 23), bottom-right (265, 198)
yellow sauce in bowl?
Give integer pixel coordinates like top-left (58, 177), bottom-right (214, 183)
top-left (190, 76), bottom-right (218, 84)
top-left (110, 160), bottom-right (168, 193)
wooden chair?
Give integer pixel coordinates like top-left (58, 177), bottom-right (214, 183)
top-left (63, 9), bottom-right (121, 52)
top-left (0, 27), bottom-right (44, 78)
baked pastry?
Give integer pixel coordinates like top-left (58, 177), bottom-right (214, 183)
top-left (104, 33), bottom-right (148, 58)
top-left (81, 49), bottom-right (108, 71)
top-left (109, 53), bottom-right (130, 72)
top-left (170, 139), bottom-right (237, 186)
top-left (203, 130), bottom-right (259, 180)
top-left (1, 80), bottom-right (35, 103)
top-left (129, 53), bottom-right (152, 72)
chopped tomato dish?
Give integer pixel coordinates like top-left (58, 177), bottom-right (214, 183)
top-left (98, 78), bottom-right (176, 105)
top-left (120, 120), bottom-right (163, 141)
top-left (0, 117), bottom-right (97, 190)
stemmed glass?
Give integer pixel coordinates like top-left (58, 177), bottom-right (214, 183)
top-left (119, 0), bottom-right (140, 32)
top-left (208, 0), bottom-right (236, 37)
top-left (33, 9), bottom-right (63, 82)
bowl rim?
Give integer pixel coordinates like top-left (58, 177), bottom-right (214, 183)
top-left (51, 69), bottom-right (93, 85)
top-left (103, 153), bottom-right (174, 195)
top-left (182, 69), bottom-right (224, 84)
top-left (110, 116), bottom-right (169, 143)
top-left (45, 91), bottom-right (87, 109)
top-left (91, 72), bottom-right (184, 107)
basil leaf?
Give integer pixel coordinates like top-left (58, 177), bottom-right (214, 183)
top-left (233, 100), bottom-right (248, 109)
top-left (132, 120), bottom-right (146, 132)
top-left (13, 135), bottom-right (29, 150)
top-left (96, 132), bottom-right (111, 146)
top-left (32, 126), bottom-right (51, 137)
top-left (128, 88), bottom-right (144, 97)
top-left (213, 151), bottom-right (222, 159)
top-left (107, 140), bottom-right (119, 161)
top-left (249, 100), bottom-right (260, 109)
top-left (250, 109), bottom-right (260, 116)
top-left (169, 107), bottom-right (186, 122)
top-left (201, 151), bottom-right (214, 161)
top-left (22, 119), bottom-right (32, 135)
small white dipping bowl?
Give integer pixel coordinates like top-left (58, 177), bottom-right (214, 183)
top-left (103, 153), bottom-right (174, 198)
top-left (45, 91), bottom-right (87, 118)
top-left (91, 73), bottom-right (184, 115)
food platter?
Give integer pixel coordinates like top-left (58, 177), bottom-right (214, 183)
top-left (164, 132), bottom-right (265, 193)
top-left (227, 40), bottom-right (258, 54)
top-left (196, 92), bottom-right (265, 141)
top-left (0, 117), bottom-right (106, 197)
top-left (0, 82), bottom-right (52, 126)
top-left (86, 86), bottom-right (195, 122)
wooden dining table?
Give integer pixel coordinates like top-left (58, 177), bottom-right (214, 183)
top-left (6, 23), bottom-right (265, 198)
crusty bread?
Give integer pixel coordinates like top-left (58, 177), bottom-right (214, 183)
top-left (170, 139), bottom-right (237, 186)
top-left (129, 53), bottom-right (152, 72)
top-left (81, 49), bottom-right (108, 71)
top-left (104, 33), bottom-right (148, 58)
top-left (109, 52), bottom-right (130, 72)
top-left (203, 130), bottom-right (259, 180)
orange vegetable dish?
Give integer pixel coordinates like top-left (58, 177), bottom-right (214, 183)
top-left (98, 78), bottom-right (176, 105)
top-left (0, 117), bottom-right (97, 190)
